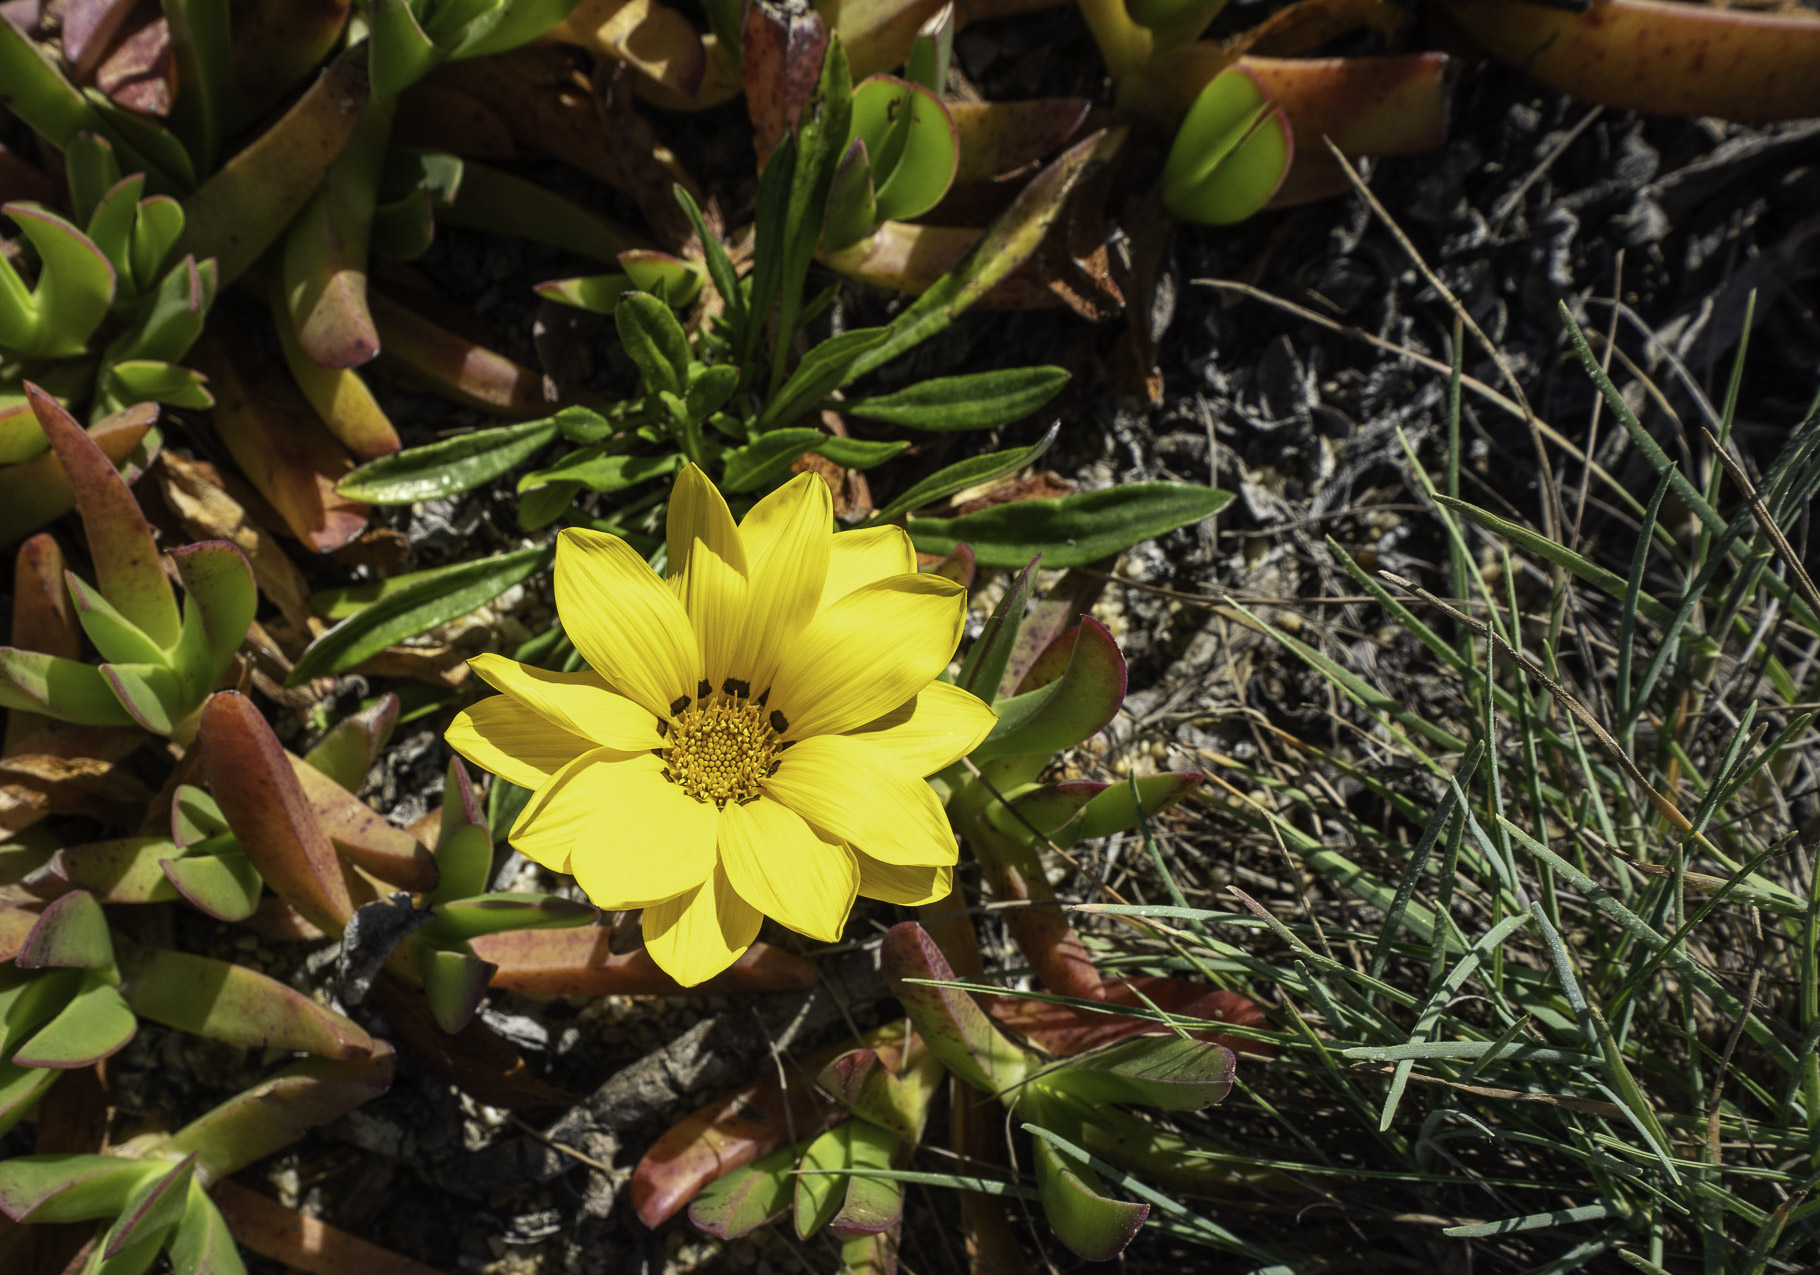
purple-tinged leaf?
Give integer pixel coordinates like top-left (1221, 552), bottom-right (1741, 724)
top-left (972, 616), bottom-right (1125, 761)
top-left (169, 540), bottom-right (257, 689)
top-left (200, 691), bottom-right (354, 935)
top-left (118, 943), bottom-right (373, 1058)
top-left (0, 401), bottom-right (160, 548)
top-left (985, 780), bottom-right (1106, 841)
top-left (14, 889), bottom-right (113, 969)
top-left (0, 648), bottom-right (135, 726)
top-left (159, 845), bottom-right (262, 922)
top-left (303, 693), bottom-right (399, 793)
top-left (100, 659), bottom-right (183, 734)
top-left (743, 0), bottom-right (826, 166)
top-left (1030, 1132), bottom-right (1146, 1260)
top-left (287, 754), bottom-right (437, 891)
top-left (12, 976), bottom-right (136, 1067)
top-left (880, 922), bottom-right (1029, 1094)
top-left (0, 1153), bottom-right (155, 1223)
top-left (815, 1048), bottom-right (936, 1144)
top-left (155, 1045), bottom-right (394, 1184)
top-left (689, 1139), bottom-right (801, 1239)
top-left (414, 943), bottom-right (494, 1034)
top-left (828, 1121), bottom-right (902, 1238)
top-left (473, 929), bottom-right (819, 996)
top-left (26, 383), bottom-right (178, 649)
top-left (28, 837), bottom-right (182, 904)
top-left (100, 1152), bottom-right (195, 1258)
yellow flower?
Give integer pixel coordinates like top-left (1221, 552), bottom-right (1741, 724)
top-left (446, 465), bottom-right (997, 985)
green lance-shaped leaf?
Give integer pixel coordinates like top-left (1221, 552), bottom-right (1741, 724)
top-left (289, 541), bottom-right (554, 684)
top-left (98, 361), bottom-right (213, 415)
top-left (620, 250), bottom-right (705, 307)
top-left (169, 540), bottom-right (258, 700)
top-left (848, 76), bottom-right (958, 223)
top-left (1161, 66), bottom-right (1294, 226)
top-left (118, 944), bottom-right (374, 1058)
top-left (1037, 1035), bottom-right (1236, 1111)
top-left (0, 203), bottom-right (116, 359)
top-left (66, 134), bottom-right (124, 228)
top-left (689, 1138), bottom-right (802, 1239)
top-left (973, 616), bottom-right (1125, 761)
top-left (721, 430), bottom-right (907, 494)
top-left (128, 198), bottom-right (187, 297)
top-left (152, 1046), bottom-right (395, 1184)
top-left (0, 1064), bottom-right (61, 1141)
top-left (880, 921), bottom-right (1030, 1093)
top-left (337, 413), bottom-right (563, 504)
top-left (64, 571), bottom-right (170, 668)
top-left (827, 1119), bottom-right (901, 1237)
top-left (535, 272), bottom-right (632, 314)
top-left (0, 648), bottom-right (136, 727)
top-left (414, 943), bottom-right (495, 1034)
top-left (304, 693), bottom-right (401, 792)
top-left (0, 967), bottom-right (79, 1057)
top-left (955, 554), bottom-right (1037, 701)
top-left (795, 1120), bottom-right (856, 1239)
top-left (1030, 1128), bottom-right (1148, 1261)
top-left (433, 156), bottom-right (650, 264)
top-left (867, 423), bottom-right (1057, 525)
top-left (28, 384), bottom-right (180, 649)
top-left (369, 0), bottom-right (442, 99)
top-left (0, 1154), bottom-right (159, 1224)
top-left (906, 2), bottom-right (954, 95)
top-left (909, 481), bottom-right (1234, 569)
top-left (758, 326), bottom-right (893, 431)
top-left (13, 889), bottom-right (114, 970)
top-left (171, 784), bottom-right (228, 846)
top-left (844, 366), bottom-right (1068, 432)
top-left (519, 449), bottom-right (683, 498)
top-left (616, 290), bottom-right (692, 399)
top-left (84, 176), bottom-right (148, 289)
top-left (179, 47), bottom-right (370, 284)
top-left (98, 1152), bottom-right (195, 1261)
top-left (200, 691), bottom-right (354, 935)
top-left (427, 755), bottom-right (491, 905)
top-left (12, 975), bottom-right (137, 1068)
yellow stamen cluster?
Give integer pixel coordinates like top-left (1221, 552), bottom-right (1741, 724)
top-left (665, 697), bottom-right (781, 807)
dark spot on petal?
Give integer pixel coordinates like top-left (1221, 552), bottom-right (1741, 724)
top-left (669, 695), bottom-right (691, 716)
top-left (723, 678), bottom-right (750, 698)
top-left (656, 719), bottom-right (669, 737)
top-left (756, 687), bottom-right (770, 707)
top-left (769, 710), bottom-right (789, 734)
top-left (697, 679), bottom-right (712, 700)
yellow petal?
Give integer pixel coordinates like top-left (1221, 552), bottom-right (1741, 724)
top-left (666, 464), bottom-right (749, 689)
top-left (470, 653), bottom-right (664, 751)
top-left (737, 471), bottom-right (830, 693)
top-left (844, 680), bottom-right (997, 775)
top-left (821, 525), bottom-right (916, 610)
top-left (641, 862), bottom-right (762, 987)
top-left (556, 527), bottom-right (703, 720)
top-left (446, 695), bottom-right (593, 791)
top-left (854, 851), bottom-right (953, 907)
top-left (718, 797), bottom-right (857, 942)
top-left (513, 752), bottom-right (718, 902)
top-left (765, 734), bottom-right (957, 866)
top-left (767, 574), bottom-right (966, 739)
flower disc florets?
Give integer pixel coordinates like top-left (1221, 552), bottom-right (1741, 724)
top-left (664, 695), bottom-right (783, 807)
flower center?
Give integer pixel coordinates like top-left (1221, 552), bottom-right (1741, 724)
top-left (664, 696), bottom-right (783, 808)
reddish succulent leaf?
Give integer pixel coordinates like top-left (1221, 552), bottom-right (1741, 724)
top-left (919, 543), bottom-right (974, 588)
top-left (1447, 0), bottom-right (1820, 122)
top-left (744, 0), bottom-right (827, 166)
top-left (62, 0), bottom-right (139, 79)
top-left (992, 977), bottom-right (1267, 1057)
top-left (1001, 566), bottom-right (1106, 697)
top-left (287, 755), bottom-right (437, 891)
top-left (303, 694), bottom-right (399, 794)
top-left (632, 1028), bottom-right (910, 1228)
top-left (0, 901), bottom-right (43, 963)
top-left (14, 890), bottom-right (112, 969)
top-left (96, 17), bottom-right (174, 115)
top-left (227, 0), bottom-right (353, 131)
top-left (27, 384), bottom-right (179, 651)
top-left (973, 616), bottom-right (1126, 761)
top-left (471, 927), bottom-right (819, 996)
top-left (210, 1178), bottom-right (447, 1275)
top-left (990, 855), bottom-right (1105, 1001)
top-left (29, 837), bottom-right (181, 904)
top-left (190, 333), bottom-right (369, 554)
top-left (881, 922), bottom-right (1031, 1094)
top-left (241, 896), bottom-right (330, 943)
top-left (179, 46), bottom-right (370, 283)
top-left (158, 1046), bottom-right (395, 1184)
top-left (283, 96), bottom-right (389, 370)
top-left (369, 291), bottom-right (550, 418)
top-left (118, 943), bottom-right (373, 1059)
top-left (949, 99), bottom-right (1091, 186)
top-left (6, 534), bottom-right (80, 750)
top-left (200, 692), bottom-right (354, 934)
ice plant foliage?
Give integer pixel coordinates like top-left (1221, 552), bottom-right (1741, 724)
top-left (447, 466), bottom-right (996, 984)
